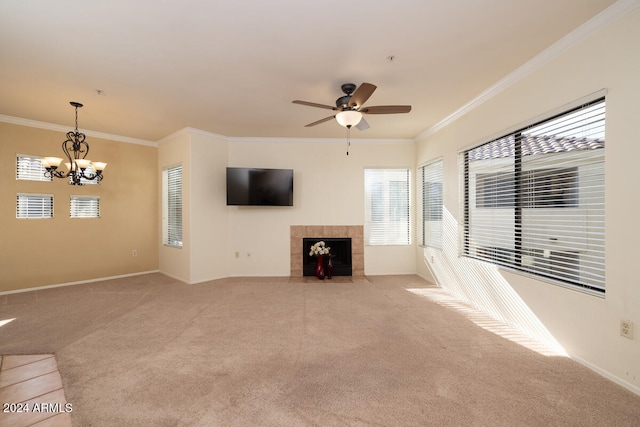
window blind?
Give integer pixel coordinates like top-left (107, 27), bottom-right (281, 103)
top-left (461, 98), bottom-right (605, 292)
top-left (16, 155), bottom-right (52, 182)
top-left (364, 168), bottom-right (411, 245)
top-left (16, 193), bottom-right (54, 218)
top-left (162, 164), bottom-right (183, 248)
top-left (70, 196), bottom-right (100, 218)
top-left (419, 159), bottom-right (443, 249)
top-left (71, 164), bottom-right (98, 185)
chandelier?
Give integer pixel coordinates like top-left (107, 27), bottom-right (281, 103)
top-left (40, 101), bottom-right (107, 185)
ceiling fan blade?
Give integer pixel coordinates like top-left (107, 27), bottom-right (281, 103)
top-left (293, 100), bottom-right (337, 110)
top-left (360, 105), bottom-right (412, 114)
top-left (305, 115), bottom-right (335, 127)
top-left (355, 117), bottom-right (370, 131)
top-left (348, 83), bottom-right (377, 108)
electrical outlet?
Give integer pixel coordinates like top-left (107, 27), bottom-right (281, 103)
top-left (132, 250), bottom-right (137, 257)
top-left (620, 320), bottom-right (634, 339)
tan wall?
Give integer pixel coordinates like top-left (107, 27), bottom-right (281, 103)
top-left (0, 122), bottom-right (158, 292)
top-left (158, 130), bottom-right (191, 283)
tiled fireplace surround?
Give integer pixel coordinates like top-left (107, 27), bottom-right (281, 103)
top-left (290, 225), bottom-right (364, 277)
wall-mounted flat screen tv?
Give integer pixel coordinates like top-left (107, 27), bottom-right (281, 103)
top-left (226, 167), bottom-right (294, 206)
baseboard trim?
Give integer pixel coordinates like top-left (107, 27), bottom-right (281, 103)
top-left (415, 271), bottom-right (439, 287)
top-left (191, 274), bottom-right (286, 284)
top-left (158, 271), bottom-right (190, 284)
top-left (0, 270), bottom-right (160, 295)
top-left (570, 354), bottom-right (640, 396)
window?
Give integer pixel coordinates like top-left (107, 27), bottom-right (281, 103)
top-left (16, 194), bottom-right (53, 218)
top-left (476, 168), bottom-right (578, 208)
top-left (163, 164), bottom-right (183, 248)
top-left (419, 159), bottom-right (443, 249)
top-left (461, 97), bottom-right (605, 293)
top-left (364, 168), bottom-right (410, 245)
top-left (71, 164), bottom-right (98, 185)
top-left (70, 196), bottom-right (100, 218)
top-left (16, 155), bottom-right (51, 182)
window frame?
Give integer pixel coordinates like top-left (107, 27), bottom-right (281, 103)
top-left (16, 154), bottom-right (52, 182)
top-left (70, 195), bottom-right (100, 218)
top-left (418, 158), bottom-right (444, 250)
top-left (461, 96), bottom-right (605, 294)
top-left (16, 193), bottom-right (54, 219)
top-left (162, 164), bottom-right (183, 248)
top-left (364, 168), bottom-right (411, 246)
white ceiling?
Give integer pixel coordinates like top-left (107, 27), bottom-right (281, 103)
top-left (0, 0), bottom-right (618, 142)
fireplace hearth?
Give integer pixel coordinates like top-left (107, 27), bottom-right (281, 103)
top-left (303, 238), bottom-right (352, 276)
top-left (290, 226), bottom-right (364, 278)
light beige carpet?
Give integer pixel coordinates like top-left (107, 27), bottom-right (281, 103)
top-left (1, 273), bottom-right (639, 426)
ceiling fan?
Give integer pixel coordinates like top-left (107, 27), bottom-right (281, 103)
top-left (292, 83), bottom-right (411, 131)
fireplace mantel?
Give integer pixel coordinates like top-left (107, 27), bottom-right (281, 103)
top-left (290, 226), bottom-right (364, 277)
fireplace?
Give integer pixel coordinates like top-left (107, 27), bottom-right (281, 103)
top-left (303, 238), bottom-right (352, 276)
top-left (290, 226), bottom-right (364, 278)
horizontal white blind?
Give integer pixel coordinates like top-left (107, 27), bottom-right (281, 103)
top-left (462, 98), bottom-right (605, 292)
top-left (163, 165), bottom-right (183, 247)
top-left (419, 159), bottom-right (443, 249)
top-left (364, 168), bottom-right (411, 245)
top-left (72, 164), bottom-right (98, 185)
top-left (70, 196), bottom-right (100, 218)
top-left (16, 193), bottom-right (53, 218)
top-left (16, 155), bottom-right (52, 181)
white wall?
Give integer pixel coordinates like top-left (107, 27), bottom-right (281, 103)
top-left (158, 130), bottom-right (191, 283)
top-left (227, 138), bottom-right (417, 277)
top-left (190, 130), bottom-right (229, 283)
top-left (159, 132), bottom-right (417, 281)
top-left (416, 7), bottom-right (640, 392)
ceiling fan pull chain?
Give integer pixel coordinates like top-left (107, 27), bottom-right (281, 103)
top-left (346, 127), bottom-right (351, 156)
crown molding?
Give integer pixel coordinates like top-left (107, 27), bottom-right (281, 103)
top-left (156, 127), bottom-right (191, 145)
top-left (3, 113), bottom-right (415, 146)
top-left (0, 113), bottom-right (156, 147)
top-left (157, 127), bottom-right (229, 145)
top-left (416, 0), bottom-right (640, 141)
top-left (155, 128), bottom-right (413, 146)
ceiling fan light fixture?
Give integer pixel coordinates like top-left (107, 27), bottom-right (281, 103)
top-left (335, 110), bottom-right (362, 128)
top-left (293, 82), bottom-right (411, 130)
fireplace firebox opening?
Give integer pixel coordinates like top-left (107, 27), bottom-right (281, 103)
top-left (303, 238), bottom-right (352, 276)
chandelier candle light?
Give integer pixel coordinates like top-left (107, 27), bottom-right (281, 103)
top-left (40, 101), bottom-right (107, 185)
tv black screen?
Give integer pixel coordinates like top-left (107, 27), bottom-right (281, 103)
top-left (226, 167), bottom-right (294, 206)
